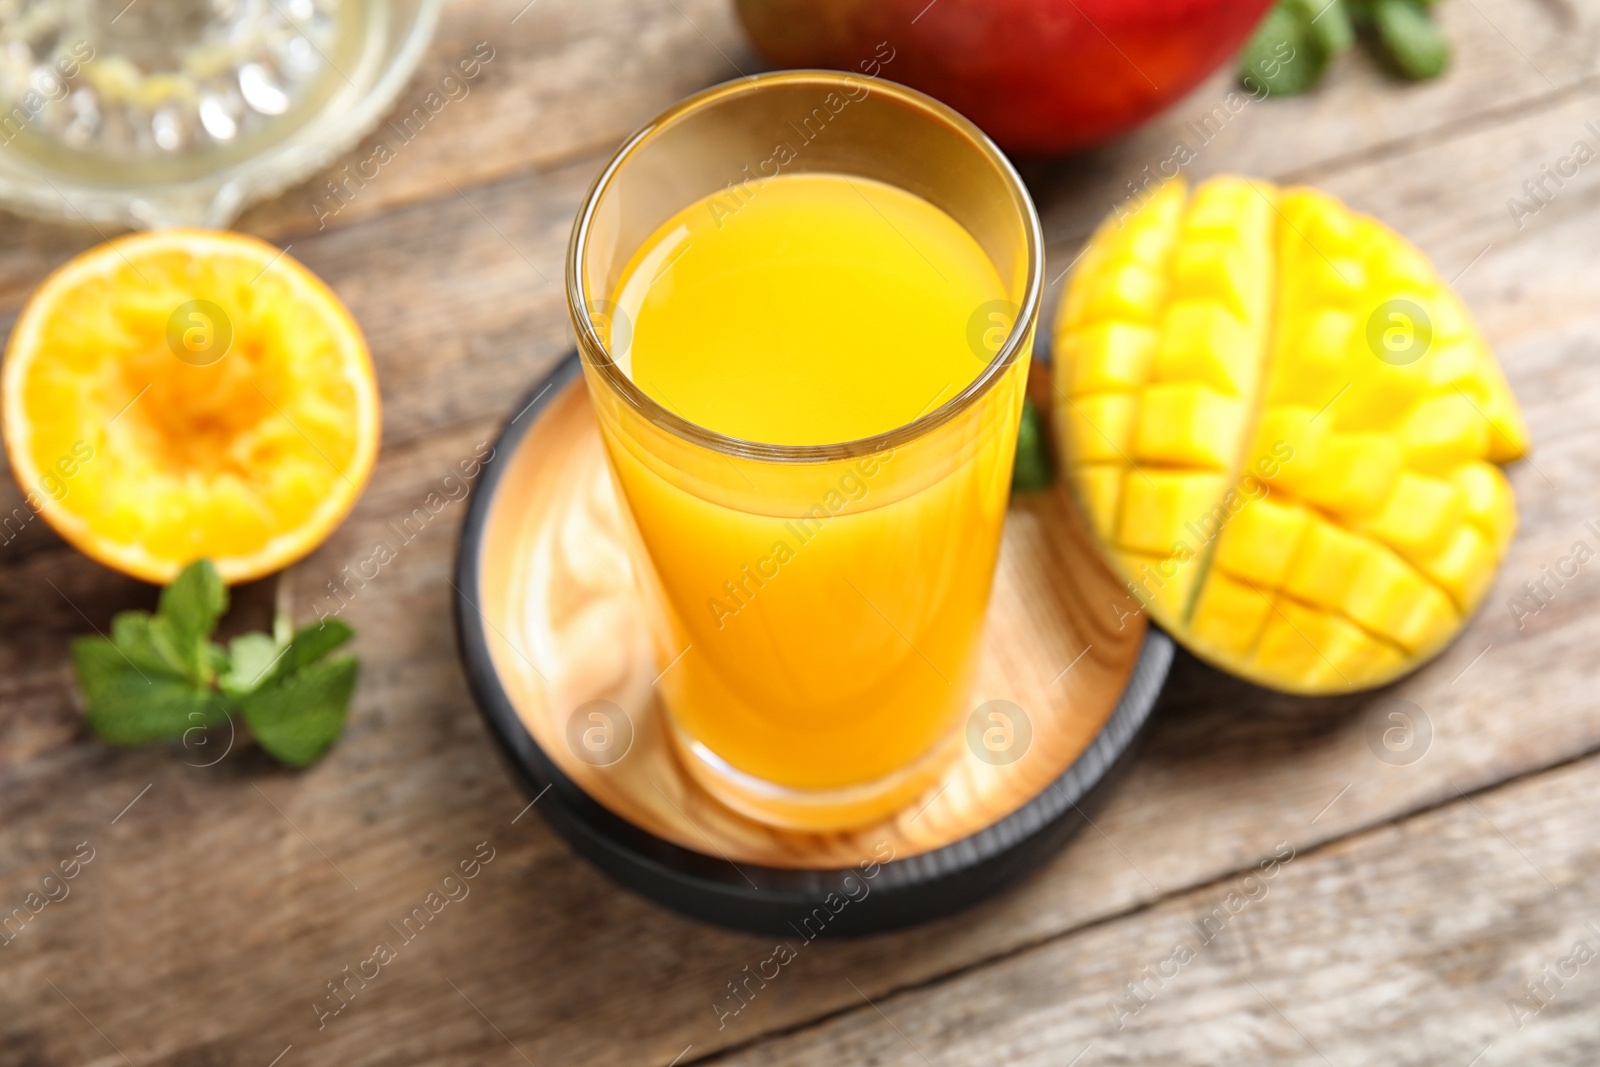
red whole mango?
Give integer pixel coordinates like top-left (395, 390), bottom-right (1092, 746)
top-left (734, 0), bottom-right (1277, 155)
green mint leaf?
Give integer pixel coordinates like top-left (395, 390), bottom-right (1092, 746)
top-left (109, 611), bottom-right (192, 679)
top-left (1241, 3), bottom-right (1326, 98)
top-left (72, 635), bottom-right (134, 697)
top-left (72, 636), bottom-right (230, 745)
top-left (1370, 0), bottom-right (1448, 80)
top-left (1011, 398), bottom-right (1055, 494)
top-left (104, 560), bottom-right (230, 685)
top-left (220, 620), bottom-right (353, 699)
top-left (158, 559), bottom-right (228, 646)
top-left (220, 632), bottom-right (286, 698)
top-left (238, 656), bottom-right (358, 768)
top-left (147, 615), bottom-right (214, 683)
top-left (285, 618), bottom-right (355, 672)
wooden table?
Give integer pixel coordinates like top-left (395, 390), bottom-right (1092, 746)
top-left (3, 2), bottom-right (1598, 1063)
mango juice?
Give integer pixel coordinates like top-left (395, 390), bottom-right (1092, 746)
top-left (601, 172), bottom-right (1027, 795)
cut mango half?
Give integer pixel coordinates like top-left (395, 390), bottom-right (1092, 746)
top-left (2, 229), bottom-right (380, 585)
top-left (1054, 177), bottom-right (1527, 693)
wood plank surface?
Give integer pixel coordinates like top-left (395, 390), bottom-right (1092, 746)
top-left (709, 751), bottom-right (1600, 1066)
top-left (3, 1), bottom-right (1600, 1065)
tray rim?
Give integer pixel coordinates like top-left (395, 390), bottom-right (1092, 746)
top-left (452, 351), bottom-right (1174, 934)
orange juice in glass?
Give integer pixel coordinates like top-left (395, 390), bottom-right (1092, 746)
top-left (568, 72), bottom-right (1042, 829)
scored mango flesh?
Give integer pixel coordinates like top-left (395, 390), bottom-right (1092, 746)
top-left (1054, 177), bottom-right (1528, 693)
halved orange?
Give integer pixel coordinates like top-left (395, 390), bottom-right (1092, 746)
top-left (2, 229), bottom-right (380, 585)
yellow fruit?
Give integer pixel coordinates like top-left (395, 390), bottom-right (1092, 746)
top-left (2, 229), bottom-right (379, 585)
top-left (1053, 177), bottom-right (1526, 693)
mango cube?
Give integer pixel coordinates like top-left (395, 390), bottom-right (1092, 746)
top-left (1211, 495), bottom-right (1311, 587)
top-left (1117, 470), bottom-right (1229, 557)
top-left (1417, 524), bottom-right (1497, 608)
top-left (1254, 599), bottom-right (1391, 690)
top-left (1078, 261), bottom-right (1167, 324)
top-left (1121, 549), bottom-right (1200, 618)
top-left (1283, 516), bottom-right (1372, 611)
top-left (1294, 432), bottom-right (1404, 518)
top-left (1151, 302), bottom-right (1259, 396)
top-left (1062, 393), bottom-right (1136, 464)
top-left (1064, 322), bottom-right (1159, 396)
top-left (1190, 572), bottom-right (1275, 657)
top-left (1171, 240), bottom-right (1257, 322)
top-left (1134, 383), bottom-right (1248, 469)
top-left (1355, 471), bottom-right (1465, 560)
top-left (1401, 395), bottom-right (1491, 472)
top-left (1071, 465), bottom-right (1122, 543)
top-left (1287, 308), bottom-right (1355, 391)
top-left (1343, 545), bottom-right (1458, 652)
top-left (1450, 462), bottom-right (1516, 548)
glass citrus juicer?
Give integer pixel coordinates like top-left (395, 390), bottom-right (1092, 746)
top-left (0, 0), bottom-right (441, 228)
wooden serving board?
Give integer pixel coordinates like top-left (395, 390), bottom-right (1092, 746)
top-left (467, 356), bottom-right (1149, 870)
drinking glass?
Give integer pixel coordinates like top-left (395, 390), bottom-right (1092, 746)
top-left (567, 71), bottom-right (1042, 830)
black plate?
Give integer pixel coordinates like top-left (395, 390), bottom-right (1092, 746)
top-left (453, 351), bottom-right (1173, 936)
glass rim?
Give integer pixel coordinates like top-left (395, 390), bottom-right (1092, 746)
top-left (566, 69), bottom-right (1044, 465)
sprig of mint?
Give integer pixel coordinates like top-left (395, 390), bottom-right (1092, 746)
top-left (70, 560), bottom-right (358, 767)
top-left (1240, 0), bottom-right (1449, 99)
top-left (1012, 397), bottom-right (1055, 494)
